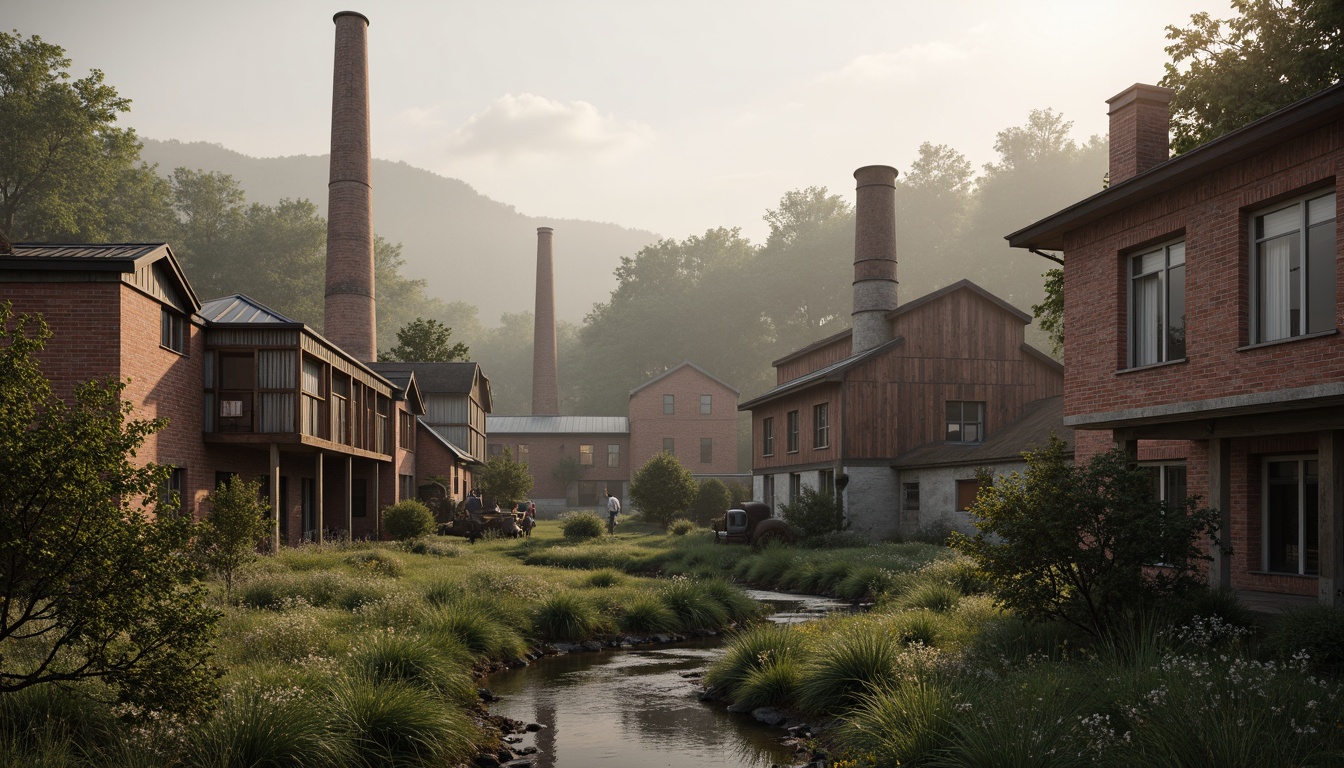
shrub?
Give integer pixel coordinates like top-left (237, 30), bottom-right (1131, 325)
top-left (840, 677), bottom-right (957, 768)
top-left (347, 632), bottom-right (475, 707)
top-left (688, 478), bottom-right (732, 527)
top-left (780, 486), bottom-right (842, 541)
top-left (1264, 605), bottom-right (1344, 672)
top-left (197, 475), bottom-right (271, 598)
top-left (951, 437), bottom-right (1222, 640)
top-left (695, 577), bottom-right (760, 622)
top-left (382, 500), bottom-right (436, 541)
top-left (834, 565), bottom-right (895, 602)
top-left (892, 581), bottom-right (962, 613)
top-left (583, 569), bottom-right (624, 588)
top-left (704, 623), bottom-right (803, 698)
top-left (629, 452), bottom-right (698, 528)
top-left (734, 658), bottom-right (802, 710)
top-left (420, 601), bottom-right (528, 662)
top-left (533, 592), bottom-right (605, 642)
top-left (345, 549), bottom-right (404, 578)
top-left (669, 518), bottom-right (697, 536)
top-left (561, 511), bottom-right (606, 541)
top-left (658, 579), bottom-right (729, 631)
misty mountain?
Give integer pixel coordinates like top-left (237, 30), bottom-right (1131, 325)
top-left (138, 139), bottom-right (660, 325)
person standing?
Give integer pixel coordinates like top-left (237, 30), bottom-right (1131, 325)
top-left (605, 491), bottom-right (621, 536)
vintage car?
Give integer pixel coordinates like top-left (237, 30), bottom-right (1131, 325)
top-left (711, 501), bottom-right (794, 547)
top-left (438, 496), bottom-right (524, 539)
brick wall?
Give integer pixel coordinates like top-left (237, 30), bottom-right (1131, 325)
top-left (629, 365), bottom-right (740, 474)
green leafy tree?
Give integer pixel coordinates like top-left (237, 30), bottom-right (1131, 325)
top-left (0, 31), bottom-right (173, 241)
top-left (197, 475), bottom-right (270, 599)
top-left (552, 455), bottom-right (588, 487)
top-left (1032, 267), bottom-right (1065, 356)
top-left (689, 478), bottom-right (733, 527)
top-left (629, 452), bottom-right (698, 528)
top-left (379, 317), bottom-right (469, 362)
top-left (476, 448), bottom-right (534, 510)
top-left (780, 486), bottom-right (842, 541)
top-left (950, 437), bottom-right (1222, 640)
top-left (0, 304), bottom-right (218, 714)
top-left (1162, 0), bottom-right (1344, 154)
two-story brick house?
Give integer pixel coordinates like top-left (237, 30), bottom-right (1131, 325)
top-left (1008, 82), bottom-right (1344, 606)
top-left (628, 361), bottom-right (740, 477)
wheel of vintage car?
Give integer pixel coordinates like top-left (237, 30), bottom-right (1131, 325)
top-left (751, 519), bottom-right (794, 549)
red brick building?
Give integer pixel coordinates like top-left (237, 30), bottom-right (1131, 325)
top-left (1008, 82), bottom-right (1344, 606)
top-left (628, 361), bottom-right (740, 476)
top-left (1, 243), bottom-right (477, 547)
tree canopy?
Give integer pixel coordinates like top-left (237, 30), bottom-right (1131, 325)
top-left (379, 317), bottom-right (469, 362)
top-left (1162, 0), bottom-right (1344, 154)
top-left (0, 303), bottom-right (218, 714)
top-left (629, 452), bottom-right (698, 529)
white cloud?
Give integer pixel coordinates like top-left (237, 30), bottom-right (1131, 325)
top-left (816, 41), bottom-right (974, 85)
top-left (444, 93), bottom-right (655, 160)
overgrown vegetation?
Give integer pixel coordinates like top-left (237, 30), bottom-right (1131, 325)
top-left (629, 452), bottom-right (698, 528)
top-left (383, 499), bottom-right (436, 541)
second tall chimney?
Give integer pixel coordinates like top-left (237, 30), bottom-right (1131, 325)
top-left (323, 11), bottom-right (376, 361)
top-left (532, 227), bottom-right (559, 415)
top-left (851, 165), bottom-right (899, 355)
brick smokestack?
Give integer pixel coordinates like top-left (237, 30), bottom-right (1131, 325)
top-left (851, 165), bottom-right (899, 354)
top-left (1107, 83), bottom-right (1174, 185)
top-left (324, 11), bottom-right (376, 361)
top-left (532, 227), bottom-right (559, 415)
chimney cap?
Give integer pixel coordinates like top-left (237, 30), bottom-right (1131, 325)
top-left (333, 10), bottom-right (370, 25)
top-left (1107, 83), bottom-right (1174, 113)
top-left (854, 165), bottom-right (899, 186)
top-left (537, 226), bottom-right (554, 233)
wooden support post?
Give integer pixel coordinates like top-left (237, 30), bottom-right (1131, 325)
top-left (346, 456), bottom-right (353, 540)
top-left (270, 443), bottom-right (281, 553)
top-left (1207, 437), bottom-right (1232, 590)
top-left (1319, 430), bottom-right (1344, 606)
top-left (315, 452), bottom-right (324, 545)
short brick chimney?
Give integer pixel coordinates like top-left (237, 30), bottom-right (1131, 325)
top-left (851, 165), bottom-right (899, 355)
top-left (1107, 83), bottom-right (1174, 185)
top-left (323, 11), bottom-right (376, 361)
top-left (531, 227), bottom-right (559, 415)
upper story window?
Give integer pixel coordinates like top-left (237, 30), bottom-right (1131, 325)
top-left (786, 410), bottom-right (800, 453)
top-left (607, 444), bottom-right (620, 468)
top-left (946, 401), bottom-right (985, 443)
top-left (700, 395), bottom-right (712, 414)
top-left (579, 444), bottom-right (594, 466)
top-left (663, 394), bottom-right (675, 415)
top-left (762, 417), bottom-right (775, 457)
top-left (517, 444), bottom-right (529, 464)
top-left (663, 437), bottom-right (675, 454)
top-left (160, 308), bottom-right (186, 354)
top-left (1129, 240), bottom-right (1186, 367)
top-left (1253, 191), bottom-right (1337, 343)
top-left (812, 403), bottom-right (830, 449)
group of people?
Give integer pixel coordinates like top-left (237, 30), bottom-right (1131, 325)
top-left (460, 488), bottom-right (622, 537)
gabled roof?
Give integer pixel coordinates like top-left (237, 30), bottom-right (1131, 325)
top-left (376, 369), bottom-right (425, 414)
top-left (886, 279), bottom-right (1032, 325)
top-left (417, 417), bottom-right (479, 464)
top-left (891, 395), bottom-right (1072, 469)
top-left (772, 327), bottom-right (852, 368)
top-left (369, 361), bottom-right (493, 414)
top-left (198, 294), bottom-right (300, 325)
top-left (486, 415), bottom-right (630, 435)
top-left (4, 242), bottom-right (200, 311)
top-left (1008, 81), bottom-right (1344, 251)
top-left (629, 360), bottom-right (740, 397)
top-left (739, 337), bottom-right (904, 411)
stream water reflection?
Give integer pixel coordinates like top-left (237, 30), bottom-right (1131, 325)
top-left (486, 590), bottom-right (850, 768)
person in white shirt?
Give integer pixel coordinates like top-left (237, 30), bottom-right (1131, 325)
top-left (605, 491), bottom-right (621, 535)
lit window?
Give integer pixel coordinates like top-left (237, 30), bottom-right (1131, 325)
top-left (580, 444), bottom-right (594, 466)
top-left (1253, 191), bottom-right (1336, 343)
top-left (813, 403), bottom-right (830, 449)
top-left (945, 402), bottom-right (985, 443)
top-left (700, 394), bottom-right (712, 414)
top-left (1129, 240), bottom-right (1186, 367)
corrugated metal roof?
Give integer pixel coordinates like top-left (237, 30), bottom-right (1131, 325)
top-left (487, 415), bottom-right (629, 434)
top-left (198, 294), bottom-right (298, 324)
top-left (891, 396), bottom-right (1072, 469)
top-left (7, 243), bottom-right (168, 262)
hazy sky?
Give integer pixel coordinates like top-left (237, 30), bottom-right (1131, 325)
top-left (11, 0), bottom-right (1217, 243)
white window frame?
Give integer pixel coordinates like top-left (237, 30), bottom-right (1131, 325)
top-left (761, 417), bottom-right (774, 457)
top-left (812, 403), bottom-right (830, 449)
top-left (1128, 239), bottom-right (1186, 368)
top-left (1251, 190), bottom-right (1337, 343)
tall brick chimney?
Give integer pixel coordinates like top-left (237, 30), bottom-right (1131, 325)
top-left (323, 11), bottom-right (376, 361)
top-left (851, 165), bottom-right (899, 355)
top-left (1107, 83), bottom-right (1174, 186)
top-left (532, 227), bottom-right (559, 415)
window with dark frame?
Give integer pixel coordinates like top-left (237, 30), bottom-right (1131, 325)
top-left (786, 410), bottom-right (800, 452)
top-left (762, 417), bottom-right (775, 457)
top-left (902, 482), bottom-right (920, 511)
top-left (1129, 240), bottom-right (1186, 367)
top-left (788, 472), bottom-right (802, 501)
top-left (1253, 191), bottom-right (1337, 343)
top-left (663, 394), bottom-right (675, 414)
top-left (945, 401), bottom-right (986, 443)
top-left (813, 403), bottom-right (830, 448)
top-left (1264, 457), bottom-right (1319, 575)
top-left (818, 468), bottom-right (834, 495)
top-left (160, 308), bottom-right (186, 354)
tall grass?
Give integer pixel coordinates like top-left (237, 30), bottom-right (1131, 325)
top-left (532, 592), bottom-right (606, 642)
top-left (840, 676), bottom-right (958, 767)
top-left (796, 628), bottom-right (903, 715)
top-left (618, 594), bottom-right (680, 634)
top-left (183, 686), bottom-right (346, 767)
top-left (419, 600), bottom-right (529, 662)
top-left (347, 632), bottom-right (475, 706)
top-left (704, 623), bottom-right (805, 698)
top-left (324, 676), bottom-right (478, 766)
top-left (658, 579), bottom-right (729, 631)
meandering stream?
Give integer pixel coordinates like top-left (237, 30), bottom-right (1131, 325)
top-left (486, 590), bottom-right (850, 768)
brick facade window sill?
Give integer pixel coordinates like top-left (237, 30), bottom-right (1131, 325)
top-left (1115, 358), bottom-right (1187, 376)
top-left (1237, 328), bottom-right (1338, 352)
top-left (1246, 570), bottom-right (1318, 580)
